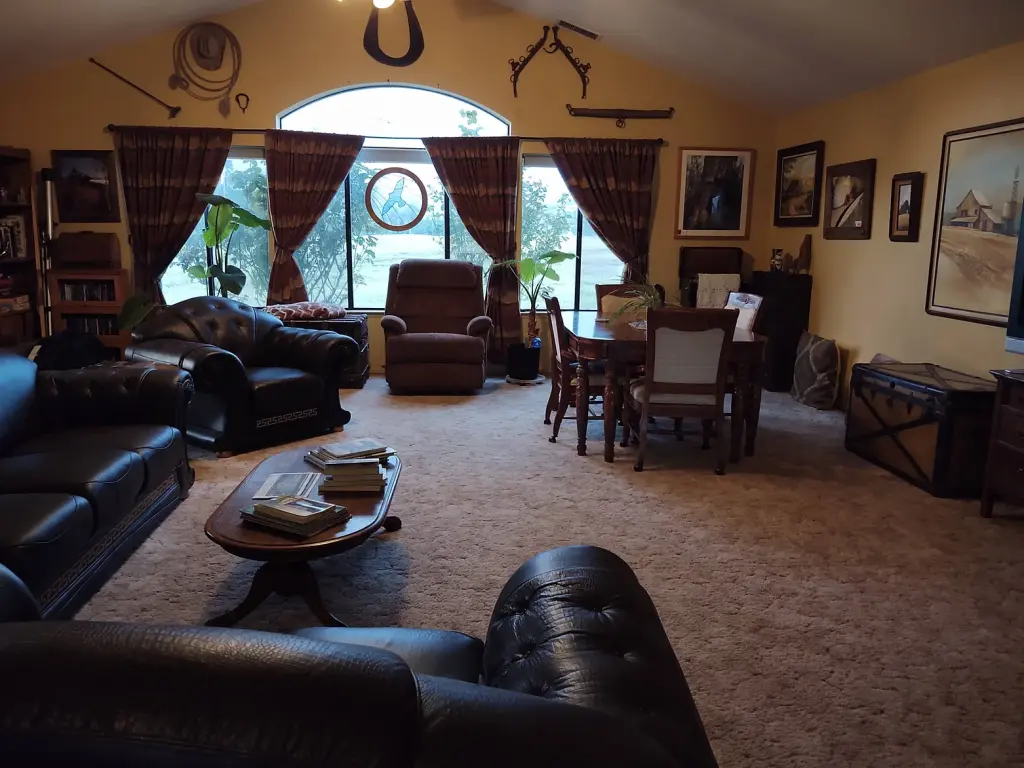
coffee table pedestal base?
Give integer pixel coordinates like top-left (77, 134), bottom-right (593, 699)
top-left (206, 561), bottom-right (346, 628)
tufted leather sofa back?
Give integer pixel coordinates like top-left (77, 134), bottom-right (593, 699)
top-left (133, 297), bottom-right (283, 366)
top-left (0, 354), bottom-right (39, 457)
top-left (386, 260), bottom-right (485, 335)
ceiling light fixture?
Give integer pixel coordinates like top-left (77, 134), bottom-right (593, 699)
top-left (373, 0), bottom-right (396, 8)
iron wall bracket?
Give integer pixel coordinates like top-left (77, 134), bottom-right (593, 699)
top-left (510, 25), bottom-right (591, 99)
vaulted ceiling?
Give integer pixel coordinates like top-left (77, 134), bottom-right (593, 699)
top-left (2, 0), bottom-right (1023, 111)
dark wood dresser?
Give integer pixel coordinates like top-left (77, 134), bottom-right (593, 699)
top-left (749, 271), bottom-right (813, 392)
top-left (981, 370), bottom-right (1024, 517)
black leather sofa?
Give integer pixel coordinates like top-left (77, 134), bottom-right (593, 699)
top-left (127, 297), bottom-right (360, 455)
top-left (0, 353), bottom-right (194, 618)
top-left (0, 546), bottom-right (717, 767)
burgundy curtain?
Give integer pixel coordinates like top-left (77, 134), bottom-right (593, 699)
top-left (545, 139), bottom-right (659, 283)
top-left (265, 130), bottom-right (365, 305)
top-left (423, 136), bottom-right (522, 360)
top-left (114, 126), bottom-right (232, 301)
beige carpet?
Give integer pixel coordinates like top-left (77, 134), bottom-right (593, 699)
top-left (79, 378), bottom-right (1024, 767)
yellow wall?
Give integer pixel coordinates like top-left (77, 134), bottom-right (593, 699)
top-left (772, 41), bottom-right (1024, 379)
top-left (0, 0), bottom-right (776, 370)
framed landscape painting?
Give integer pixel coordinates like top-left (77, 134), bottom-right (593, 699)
top-left (889, 172), bottom-right (925, 242)
top-left (926, 117), bottom-right (1024, 326)
top-left (823, 158), bottom-right (876, 240)
top-left (676, 147), bottom-right (755, 239)
top-left (773, 140), bottom-right (825, 227)
top-left (51, 150), bottom-right (121, 224)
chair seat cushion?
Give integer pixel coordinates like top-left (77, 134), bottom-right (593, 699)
top-left (629, 381), bottom-right (715, 406)
top-left (294, 627), bottom-right (484, 683)
top-left (0, 493), bottom-right (92, 594)
top-left (13, 426), bottom-right (184, 497)
top-left (388, 333), bottom-right (485, 366)
top-left (247, 367), bottom-right (324, 417)
top-left (0, 450), bottom-right (144, 533)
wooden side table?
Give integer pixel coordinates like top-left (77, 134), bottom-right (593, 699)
top-left (980, 370), bottom-right (1024, 517)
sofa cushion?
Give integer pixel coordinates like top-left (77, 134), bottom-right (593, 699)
top-left (0, 353), bottom-right (37, 457)
top-left (0, 450), bottom-right (144, 533)
top-left (0, 493), bottom-right (92, 595)
top-left (12, 425), bottom-right (185, 497)
top-left (295, 627), bottom-right (484, 683)
top-left (246, 367), bottom-right (324, 418)
top-left (387, 333), bottom-right (485, 366)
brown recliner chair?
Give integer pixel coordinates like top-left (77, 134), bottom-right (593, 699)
top-left (381, 260), bottom-right (492, 393)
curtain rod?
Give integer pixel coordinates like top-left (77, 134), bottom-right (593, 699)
top-left (105, 124), bottom-right (665, 145)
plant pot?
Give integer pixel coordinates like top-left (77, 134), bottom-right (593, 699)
top-left (506, 342), bottom-right (541, 381)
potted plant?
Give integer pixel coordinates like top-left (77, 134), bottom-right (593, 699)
top-left (119, 194), bottom-right (272, 330)
top-left (609, 283), bottom-right (672, 330)
top-left (503, 249), bottom-right (575, 381)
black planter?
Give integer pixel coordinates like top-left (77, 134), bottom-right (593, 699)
top-left (506, 343), bottom-right (541, 381)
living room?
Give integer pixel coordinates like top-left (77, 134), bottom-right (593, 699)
top-left (0, 1), bottom-right (1023, 766)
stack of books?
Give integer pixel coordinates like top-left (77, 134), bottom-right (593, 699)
top-left (304, 438), bottom-right (395, 469)
top-left (318, 458), bottom-right (387, 494)
top-left (240, 494), bottom-right (349, 537)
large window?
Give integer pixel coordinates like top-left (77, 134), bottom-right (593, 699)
top-left (520, 156), bottom-right (623, 311)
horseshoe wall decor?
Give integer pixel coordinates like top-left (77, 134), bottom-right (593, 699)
top-left (364, 1), bottom-right (425, 68)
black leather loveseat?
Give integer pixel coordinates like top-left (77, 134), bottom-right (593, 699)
top-left (127, 297), bottom-right (359, 455)
top-left (0, 546), bottom-right (718, 767)
top-left (0, 354), bottom-right (194, 618)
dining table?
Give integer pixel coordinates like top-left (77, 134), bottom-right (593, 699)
top-left (562, 310), bottom-right (768, 464)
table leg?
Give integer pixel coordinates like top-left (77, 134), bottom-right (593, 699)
top-left (744, 375), bottom-right (763, 458)
top-left (604, 359), bottom-right (619, 463)
top-left (730, 364), bottom-right (747, 464)
top-left (206, 560), bottom-right (346, 628)
top-left (576, 357), bottom-right (590, 456)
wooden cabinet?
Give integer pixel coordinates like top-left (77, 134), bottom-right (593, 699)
top-left (0, 147), bottom-right (41, 348)
top-left (48, 268), bottom-right (131, 356)
top-left (981, 370), bottom-right (1024, 517)
top-left (749, 271), bottom-right (813, 392)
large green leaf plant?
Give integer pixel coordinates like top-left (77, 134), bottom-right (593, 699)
top-left (187, 193), bottom-right (272, 297)
top-left (505, 249), bottom-right (576, 342)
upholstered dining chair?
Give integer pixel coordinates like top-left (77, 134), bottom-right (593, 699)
top-left (544, 296), bottom-right (607, 443)
top-left (595, 284), bottom-right (667, 314)
top-left (725, 291), bottom-right (764, 332)
top-left (621, 308), bottom-right (738, 475)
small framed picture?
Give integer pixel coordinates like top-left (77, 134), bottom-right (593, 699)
top-left (51, 150), bottom-right (121, 224)
top-left (823, 158), bottom-right (877, 240)
top-left (774, 140), bottom-right (825, 227)
top-left (889, 172), bottom-right (924, 242)
top-left (675, 147), bottom-right (756, 239)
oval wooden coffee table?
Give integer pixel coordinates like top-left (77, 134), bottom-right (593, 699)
top-left (204, 445), bottom-right (402, 627)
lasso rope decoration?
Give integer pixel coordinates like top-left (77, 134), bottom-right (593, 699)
top-left (169, 22), bottom-right (243, 117)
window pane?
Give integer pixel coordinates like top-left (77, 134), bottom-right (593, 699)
top-left (350, 156), bottom-right (445, 309)
top-left (159, 155), bottom-right (270, 307)
top-left (579, 219), bottom-right (625, 311)
top-left (448, 210), bottom-right (490, 268)
top-left (520, 165), bottom-right (577, 310)
top-left (295, 185), bottom-right (348, 306)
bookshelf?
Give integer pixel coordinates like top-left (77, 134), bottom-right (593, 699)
top-left (0, 147), bottom-right (40, 347)
top-left (49, 268), bottom-right (130, 356)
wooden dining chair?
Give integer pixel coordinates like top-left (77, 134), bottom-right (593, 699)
top-left (596, 283), bottom-right (667, 313)
top-left (725, 291), bottom-right (763, 332)
top-left (621, 308), bottom-right (738, 474)
top-left (543, 296), bottom-right (606, 443)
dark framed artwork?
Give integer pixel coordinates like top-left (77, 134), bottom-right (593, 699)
top-left (51, 150), bottom-right (121, 224)
top-left (926, 117), bottom-right (1024, 327)
top-left (675, 147), bottom-right (756, 239)
top-left (823, 158), bottom-right (876, 240)
top-left (773, 140), bottom-right (825, 227)
top-left (889, 172), bottom-right (925, 242)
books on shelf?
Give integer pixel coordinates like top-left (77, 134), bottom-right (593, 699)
top-left (240, 494), bottom-right (350, 538)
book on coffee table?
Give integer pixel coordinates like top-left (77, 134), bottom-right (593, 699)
top-left (312, 439), bottom-right (395, 462)
top-left (240, 494), bottom-right (350, 538)
top-left (252, 472), bottom-right (322, 500)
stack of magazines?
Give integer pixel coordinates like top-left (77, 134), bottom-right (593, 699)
top-left (240, 495), bottom-right (349, 537)
top-left (304, 438), bottom-right (395, 470)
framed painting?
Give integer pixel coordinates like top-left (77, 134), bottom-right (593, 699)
top-left (675, 147), bottom-right (755, 239)
top-left (823, 158), bottom-right (876, 240)
top-left (889, 172), bottom-right (925, 242)
top-left (773, 140), bottom-right (825, 227)
top-left (51, 150), bottom-right (121, 224)
top-left (926, 117), bottom-right (1024, 327)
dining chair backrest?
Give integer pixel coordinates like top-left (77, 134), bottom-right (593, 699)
top-left (725, 291), bottom-right (764, 332)
top-left (643, 308), bottom-right (738, 401)
top-left (696, 273), bottom-right (741, 308)
top-left (544, 295), bottom-right (566, 366)
top-left (596, 283), bottom-right (668, 314)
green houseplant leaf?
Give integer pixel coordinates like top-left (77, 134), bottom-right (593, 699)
top-left (118, 294), bottom-right (157, 331)
top-left (196, 193), bottom-right (238, 208)
top-left (233, 207), bottom-right (272, 231)
top-left (210, 264), bottom-right (247, 295)
top-left (186, 264), bottom-right (211, 281)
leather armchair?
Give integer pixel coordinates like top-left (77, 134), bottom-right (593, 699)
top-left (383, 259), bottom-right (492, 393)
top-left (127, 296), bottom-right (359, 454)
top-left (0, 546), bottom-right (717, 767)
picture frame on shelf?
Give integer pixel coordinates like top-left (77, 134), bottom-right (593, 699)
top-left (51, 149), bottom-right (121, 224)
top-left (889, 172), bottom-right (925, 243)
top-left (926, 117), bottom-right (1024, 327)
top-left (0, 214), bottom-right (27, 261)
top-left (773, 140), bottom-right (825, 227)
top-left (823, 158), bottom-right (877, 241)
top-left (675, 147), bottom-right (755, 239)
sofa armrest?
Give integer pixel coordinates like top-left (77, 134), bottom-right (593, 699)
top-left (466, 315), bottom-right (493, 338)
top-left (262, 326), bottom-right (358, 380)
top-left (482, 546), bottom-right (718, 768)
top-left (34, 363), bottom-right (194, 434)
top-left (0, 564), bottom-right (41, 623)
top-left (381, 315), bottom-right (408, 337)
top-left (127, 339), bottom-right (246, 395)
